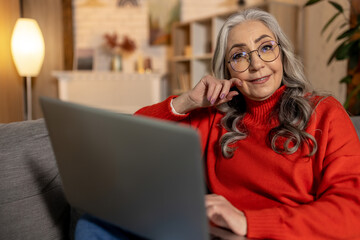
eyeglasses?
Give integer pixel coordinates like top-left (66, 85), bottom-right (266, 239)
top-left (227, 40), bottom-right (281, 73)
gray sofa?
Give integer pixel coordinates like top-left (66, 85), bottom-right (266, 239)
top-left (0, 116), bottom-right (359, 240)
top-left (0, 119), bottom-right (79, 240)
top-left (352, 116), bottom-right (360, 139)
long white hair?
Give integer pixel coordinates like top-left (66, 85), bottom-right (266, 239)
top-left (212, 9), bottom-right (318, 158)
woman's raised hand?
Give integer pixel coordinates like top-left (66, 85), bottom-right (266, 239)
top-left (172, 75), bottom-right (242, 114)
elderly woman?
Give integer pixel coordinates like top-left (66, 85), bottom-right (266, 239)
top-left (75, 8), bottom-right (360, 240)
top-left (135, 8), bottom-right (360, 239)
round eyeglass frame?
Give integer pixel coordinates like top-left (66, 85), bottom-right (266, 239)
top-left (227, 41), bottom-right (281, 73)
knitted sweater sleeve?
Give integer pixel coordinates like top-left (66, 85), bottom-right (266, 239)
top-left (134, 96), bottom-right (190, 122)
top-left (244, 97), bottom-right (360, 240)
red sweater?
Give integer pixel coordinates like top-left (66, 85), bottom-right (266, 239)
top-left (135, 87), bottom-right (360, 240)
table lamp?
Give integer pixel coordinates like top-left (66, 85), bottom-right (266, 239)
top-left (11, 18), bottom-right (45, 120)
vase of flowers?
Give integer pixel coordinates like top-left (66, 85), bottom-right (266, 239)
top-left (103, 33), bottom-right (136, 71)
top-left (111, 53), bottom-right (123, 72)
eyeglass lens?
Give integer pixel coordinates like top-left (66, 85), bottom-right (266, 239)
top-left (229, 41), bottom-right (280, 72)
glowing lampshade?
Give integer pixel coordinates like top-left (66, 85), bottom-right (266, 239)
top-left (11, 18), bottom-right (45, 77)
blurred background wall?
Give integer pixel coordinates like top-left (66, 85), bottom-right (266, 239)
top-left (0, 0), bottom-right (353, 122)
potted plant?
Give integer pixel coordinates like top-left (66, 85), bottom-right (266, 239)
top-left (103, 32), bottom-right (136, 71)
top-left (305, 0), bottom-right (360, 115)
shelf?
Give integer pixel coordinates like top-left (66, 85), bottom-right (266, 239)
top-left (172, 23), bottom-right (190, 57)
top-left (172, 56), bottom-right (192, 62)
top-left (170, 3), bottom-right (270, 95)
top-left (193, 53), bottom-right (213, 60)
top-left (191, 59), bottom-right (212, 88)
top-left (192, 19), bottom-right (212, 56)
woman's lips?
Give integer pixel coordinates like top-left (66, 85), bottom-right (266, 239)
top-left (248, 75), bottom-right (270, 84)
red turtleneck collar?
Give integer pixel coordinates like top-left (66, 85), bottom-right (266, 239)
top-left (241, 85), bottom-right (286, 128)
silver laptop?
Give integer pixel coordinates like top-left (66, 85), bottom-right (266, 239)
top-left (40, 97), bottom-right (245, 240)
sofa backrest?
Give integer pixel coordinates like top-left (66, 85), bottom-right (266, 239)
top-left (0, 119), bottom-right (70, 240)
top-left (351, 116), bottom-right (360, 139)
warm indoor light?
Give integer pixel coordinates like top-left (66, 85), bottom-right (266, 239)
top-left (11, 18), bottom-right (45, 77)
top-left (11, 18), bottom-right (45, 120)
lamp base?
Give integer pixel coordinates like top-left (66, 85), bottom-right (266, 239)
top-left (26, 76), bottom-right (32, 120)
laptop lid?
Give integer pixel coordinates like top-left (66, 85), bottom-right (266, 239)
top-left (40, 97), bottom-right (209, 240)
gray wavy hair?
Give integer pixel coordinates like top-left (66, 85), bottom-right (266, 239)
top-left (212, 8), bottom-right (318, 158)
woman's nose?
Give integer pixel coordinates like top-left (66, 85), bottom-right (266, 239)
top-left (248, 51), bottom-right (264, 71)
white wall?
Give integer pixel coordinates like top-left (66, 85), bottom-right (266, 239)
top-left (73, 0), bottom-right (348, 103)
top-left (73, 0), bottom-right (166, 73)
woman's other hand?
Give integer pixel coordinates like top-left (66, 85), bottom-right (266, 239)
top-left (172, 75), bottom-right (242, 114)
top-left (205, 194), bottom-right (247, 236)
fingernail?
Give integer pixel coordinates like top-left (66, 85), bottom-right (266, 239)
top-left (211, 99), bottom-right (215, 105)
top-left (220, 93), bottom-right (225, 99)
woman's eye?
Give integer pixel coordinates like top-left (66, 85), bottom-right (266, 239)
top-left (232, 52), bottom-right (247, 60)
top-left (261, 45), bottom-right (273, 52)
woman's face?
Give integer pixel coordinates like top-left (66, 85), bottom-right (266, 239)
top-left (226, 20), bottom-right (283, 101)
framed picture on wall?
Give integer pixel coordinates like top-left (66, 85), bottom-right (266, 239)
top-left (148, 0), bottom-right (180, 45)
top-left (74, 48), bottom-right (94, 70)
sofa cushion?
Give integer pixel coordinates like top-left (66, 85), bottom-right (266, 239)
top-left (0, 119), bottom-right (70, 239)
